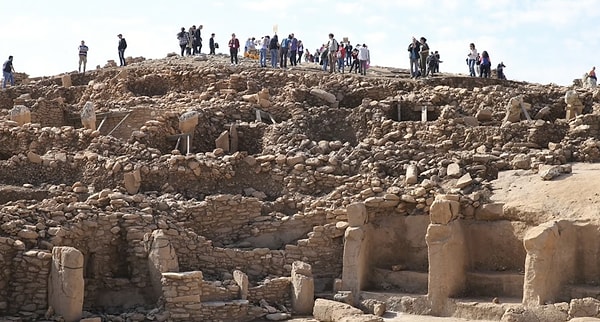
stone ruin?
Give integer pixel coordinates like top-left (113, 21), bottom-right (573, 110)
top-left (0, 54), bottom-right (599, 322)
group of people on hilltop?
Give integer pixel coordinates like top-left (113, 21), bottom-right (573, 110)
top-left (466, 43), bottom-right (506, 79)
top-left (312, 35), bottom-right (371, 75)
top-left (259, 33), bottom-right (304, 69)
top-left (408, 37), bottom-right (440, 78)
top-left (177, 25), bottom-right (204, 56)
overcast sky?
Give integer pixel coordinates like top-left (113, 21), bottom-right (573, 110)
top-left (1, 0), bottom-right (598, 86)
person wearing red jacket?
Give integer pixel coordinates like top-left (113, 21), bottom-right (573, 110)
top-left (228, 33), bottom-right (240, 65)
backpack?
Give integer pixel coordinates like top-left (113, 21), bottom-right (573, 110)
top-left (281, 38), bottom-right (289, 49)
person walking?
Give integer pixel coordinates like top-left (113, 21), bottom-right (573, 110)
top-left (297, 40), bottom-right (304, 65)
top-left (2, 56), bottom-right (15, 88)
top-left (408, 37), bottom-right (420, 78)
top-left (117, 34), bottom-right (127, 66)
top-left (209, 33), bottom-right (216, 55)
top-left (78, 40), bottom-right (89, 73)
top-left (327, 33), bottom-right (339, 73)
top-left (177, 27), bottom-right (189, 56)
top-left (228, 33), bottom-right (240, 65)
top-left (467, 43), bottom-right (478, 77)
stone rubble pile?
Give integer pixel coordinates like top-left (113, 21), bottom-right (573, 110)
top-left (0, 54), bottom-right (598, 321)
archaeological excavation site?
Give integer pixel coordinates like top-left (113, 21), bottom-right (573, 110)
top-left (1, 53), bottom-right (600, 322)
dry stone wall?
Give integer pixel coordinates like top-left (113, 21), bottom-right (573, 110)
top-left (0, 54), bottom-right (599, 321)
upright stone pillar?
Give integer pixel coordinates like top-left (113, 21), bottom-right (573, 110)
top-left (522, 221), bottom-right (561, 307)
top-left (342, 202), bottom-right (369, 305)
top-left (145, 230), bottom-right (179, 302)
top-left (565, 90), bottom-right (583, 120)
top-left (178, 111), bottom-right (199, 154)
top-left (229, 123), bottom-right (238, 153)
top-left (215, 130), bottom-right (230, 152)
top-left (233, 270), bottom-right (249, 300)
top-left (48, 246), bottom-right (84, 322)
top-left (9, 105), bottom-right (31, 125)
top-left (62, 74), bottom-right (72, 88)
top-left (426, 194), bottom-right (466, 316)
top-left (80, 101), bottom-right (96, 130)
top-left (291, 261), bottom-right (314, 315)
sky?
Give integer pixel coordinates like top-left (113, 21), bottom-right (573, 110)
top-left (1, 0), bottom-right (598, 86)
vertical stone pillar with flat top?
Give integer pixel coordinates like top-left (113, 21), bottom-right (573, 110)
top-left (80, 101), bottom-right (96, 130)
top-left (9, 105), bottom-right (31, 125)
top-left (48, 246), bottom-right (84, 322)
top-left (145, 229), bottom-right (179, 302)
top-left (291, 261), bottom-right (314, 314)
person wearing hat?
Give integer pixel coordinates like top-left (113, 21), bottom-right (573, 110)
top-left (117, 34), bottom-right (127, 66)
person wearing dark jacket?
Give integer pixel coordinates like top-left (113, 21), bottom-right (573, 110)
top-left (228, 33), bottom-right (240, 65)
top-left (269, 34), bottom-right (279, 68)
top-left (117, 34), bottom-right (127, 66)
top-left (209, 33), bottom-right (216, 55)
top-left (193, 25), bottom-right (202, 54)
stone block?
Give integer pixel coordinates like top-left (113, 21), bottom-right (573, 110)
top-left (455, 173), bottom-right (473, 189)
top-left (310, 88), bottom-right (336, 104)
top-left (446, 163), bottom-right (461, 178)
top-left (215, 130), bottom-right (230, 153)
top-left (429, 196), bottom-right (459, 224)
top-left (178, 111), bottom-right (199, 134)
top-left (313, 298), bottom-right (363, 322)
top-left (405, 164), bottom-right (419, 185)
top-left (9, 105), bottom-right (31, 125)
top-left (80, 101), bottom-right (96, 130)
top-left (475, 203), bottom-right (505, 221)
top-left (61, 74), bottom-right (72, 88)
top-left (346, 203), bottom-right (367, 227)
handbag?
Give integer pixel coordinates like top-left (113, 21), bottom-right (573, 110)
top-left (215, 42), bottom-right (219, 49)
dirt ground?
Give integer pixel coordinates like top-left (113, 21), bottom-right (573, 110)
top-left (490, 163), bottom-right (600, 224)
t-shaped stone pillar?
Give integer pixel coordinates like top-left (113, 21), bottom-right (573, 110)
top-left (341, 202), bottom-right (369, 305)
top-left (80, 101), bottom-right (96, 130)
top-left (178, 111), bottom-right (199, 154)
top-left (565, 90), bottom-right (583, 120)
top-left (145, 229), bottom-right (179, 302)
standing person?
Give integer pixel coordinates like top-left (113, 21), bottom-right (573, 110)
top-left (589, 66), bottom-right (597, 81)
top-left (408, 37), bottom-right (420, 78)
top-left (279, 35), bottom-right (290, 68)
top-left (327, 33), bottom-right (339, 73)
top-left (186, 27), bottom-right (194, 55)
top-left (321, 48), bottom-right (329, 72)
top-left (480, 50), bottom-right (491, 78)
top-left (349, 47), bottom-right (359, 73)
top-left (289, 33), bottom-right (298, 66)
top-left (269, 34), bottom-right (279, 68)
top-left (78, 40), bottom-right (89, 73)
top-left (297, 40), bottom-right (304, 64)
top-left (228, 33), bottom-right (240, 65)
top-left (117, 34), bottom-right (127, 66)
top-left (345, 43), bottom-right (353, 66)
top-left (467, 43), bottom-right (478, 77)
top-left (177, 27), bottom-right (189, 56)
top-left (193, 25), bottom-right (203, 54)
top-left (2, 56), bottom-right (15, 88)
top-left (209, 33), bottom-right (216, 55)
top-left (337, 44), bottom-right (346, 73)
top-left (418, 37), bottom-right (429, 77)
top-left (259, 35), bottom-right (269, 67)
top-left (358, 44), bottom-right (370, 76)
top-left (497, 62), bottom-right (506, 80)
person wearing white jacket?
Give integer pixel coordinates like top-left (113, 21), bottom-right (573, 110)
top-left (358, 44), bottom-right (370, 76)
top-left (467, 43), bottom-right (478, 77)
